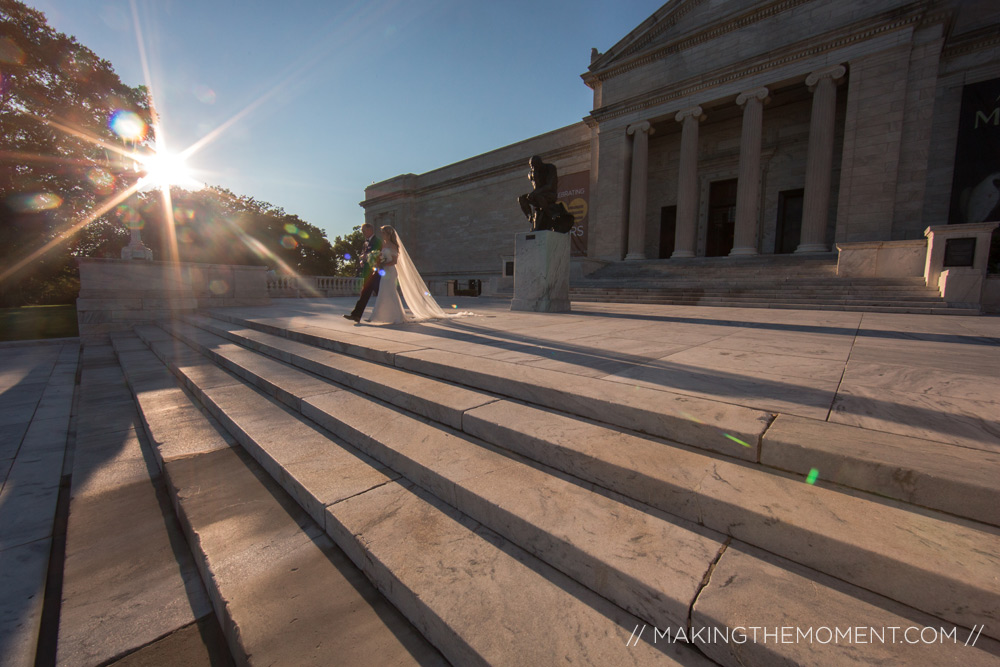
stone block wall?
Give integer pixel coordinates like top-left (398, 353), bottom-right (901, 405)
top-left (76, 259), bottom-right (269, 343)
top-left (364, 124), bottom-right (591, 284)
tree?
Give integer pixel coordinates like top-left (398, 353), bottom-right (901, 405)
top-left (120, 186), bottom-right (343, 276)
top-left (330, 226), bottom-right (366, 277)
top-left (0, 0), bottom-right (152, 305)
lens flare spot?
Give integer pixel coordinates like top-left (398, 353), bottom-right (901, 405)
top-left (0, 37), bottom-right (26, 65)
top-left (178, 228), bottom-right (194, 243)
top-left (343, 253), bottom-right (352, 260)
top-left (280, 235), bottom-right (298, 249)
top-left (451, 304), bottom-right (458, 309)
top-left (193, 84), bottom-right (216, 104)
top-left (87, 168), bottom-right (115, 194)
top-left (298, 230), bottom-right (309, 239)
top-left (8, 192), bottom-right (63, 212)
top-left (806, 468), bottom-right (819, 485)
top-left (208, 279), bottom-right (229, 295)
top-left (724, 434), bottom-right (752, 448)
top-left (680, 411), bottom-right (705, 425)
top-left (109, 110), bottom-right (148, 142)
top-left (116, 204), bottom-right (144, 229)
top-left (283, 223), bottom-right (298, 234)
top-left (378, 269), bottom-right (386, 277)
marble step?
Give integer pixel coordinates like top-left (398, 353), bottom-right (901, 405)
top-left (570, 286), bottom-right (939, 299)
top-left (576, 279), bottom-right (929, 288)
top-left (159, 320), bottom-right (730, 632)
top-left (568, 296), bottom-right (951, 307)
top-left (131, 324), bottom-right (705, 666)
top-left (167, 316), bottom-right (1000, 640)
top-left (568, 298), bottom-right (975, 314)
top-left (140, 324), bottom-right (1000, 664)
top-left (189, 310), bottom-right (999, 524)
top-left (108, 333), bottom-right (445, 667)
top-left (569, 294), bottom-right (949, 305)
top-left (181, 313), bottom-right (776, 464)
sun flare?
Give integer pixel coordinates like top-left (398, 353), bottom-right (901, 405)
top-left (136, 148), bottom-right (202, 191)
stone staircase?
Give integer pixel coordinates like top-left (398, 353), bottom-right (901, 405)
top-left (572, 255), bottom-right (977, 314)
top-left (102, 309), bottom-right (1000, 666)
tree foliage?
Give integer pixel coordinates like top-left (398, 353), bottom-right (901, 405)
top-left (128, 186), bottom-right (344, 277)
top-left (0, 1), bottom-right (349, 306)
top-left (0, 0), bottom-right (151, 305)
top-left (329, 225), bottom-right (366, 277)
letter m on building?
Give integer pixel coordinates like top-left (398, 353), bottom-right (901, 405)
top-left (975, 108), bottom-right (1000, 128)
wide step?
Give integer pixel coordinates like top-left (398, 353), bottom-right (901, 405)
top-left (141, 315), bottom-right (1000, 662)
top-left (132, 324), bottom-right (704, 666)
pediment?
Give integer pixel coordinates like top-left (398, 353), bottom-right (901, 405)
top-left (586, 0), bottom-right (769, 78)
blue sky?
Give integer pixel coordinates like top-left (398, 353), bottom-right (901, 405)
top-left (29, 0), bottom-right (661, 241)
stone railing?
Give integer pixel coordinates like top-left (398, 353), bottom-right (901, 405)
top-left (836, 221), bottom-right (999, 311)
top-left (267, 275), bottom-right (361, 298)
top-left (77, 258), bottom-right (270, 343)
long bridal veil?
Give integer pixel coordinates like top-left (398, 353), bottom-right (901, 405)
top-left (391, 230), bottom-right (473, 321)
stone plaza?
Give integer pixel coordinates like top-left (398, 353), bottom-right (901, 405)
top-left (3, 295), bottom-right (1000, 665)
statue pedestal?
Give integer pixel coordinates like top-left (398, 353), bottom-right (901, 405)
top-left (510, 230), bottom-right (570, 312)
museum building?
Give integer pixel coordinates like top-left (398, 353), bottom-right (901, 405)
top-left (361, 0), bottom-right (1000, 300)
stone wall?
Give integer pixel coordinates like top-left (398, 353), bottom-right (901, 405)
top-left (363, 124), bottom-right (591, 285)
top-left (76, 259), bottom-right (269, 343)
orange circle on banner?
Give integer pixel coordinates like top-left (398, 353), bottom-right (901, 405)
top-left (566, 198), bottom-right (588, 223)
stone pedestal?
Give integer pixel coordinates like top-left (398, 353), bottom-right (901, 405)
top-left (510, 231), bottom-right (570, 312)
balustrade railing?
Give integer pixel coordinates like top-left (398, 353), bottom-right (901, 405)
top-left (266, 275), bottom-right (361, 297)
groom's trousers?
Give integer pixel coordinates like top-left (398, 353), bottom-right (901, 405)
top-left (349, 271), bottom-right (382, 319)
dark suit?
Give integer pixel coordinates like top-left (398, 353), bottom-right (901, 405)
top-left (348, 234), bottom-right (383, 320)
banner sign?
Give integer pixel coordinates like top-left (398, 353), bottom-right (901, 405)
top-left (556, 170), bottom-right (590, 256)
top-left (949, 78), bottom-right (1000, 225)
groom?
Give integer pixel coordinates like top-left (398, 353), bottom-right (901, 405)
top-left (344, 223), bottom-right (382, 323)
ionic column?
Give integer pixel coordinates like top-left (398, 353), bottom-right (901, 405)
top-left (625, 121), bottom-right (655, 261)
top-left (731, 87), bottom-right (769, 256)
top-left (797, 65), bottom-right (846, 253)
top-left (672, 106), bottom-right (705, 258)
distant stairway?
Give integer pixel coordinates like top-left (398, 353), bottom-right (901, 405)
top-left (572, 254), bottom-right (977, 314)
top-left (102, 308), bottom-right (1000, 665)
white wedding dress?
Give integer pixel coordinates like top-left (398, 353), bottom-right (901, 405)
top-left (368, 238), bottom-right (466, 324)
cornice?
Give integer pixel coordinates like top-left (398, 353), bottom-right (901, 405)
top-left (589, 8), bottom-right (923, 124)
top-left (587, 1), bottom-right (930, 88)
top-left (942, 25), bottom-right (1000, 59)
top-left (591, 0), bottom-right (706, 71)
top-left (588, 0), bottom-right (815, 84)
top-left (361, 141), bottom-right (591, 209)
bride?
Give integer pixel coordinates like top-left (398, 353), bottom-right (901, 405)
top-left (368, 225), bottom-right (467, 324)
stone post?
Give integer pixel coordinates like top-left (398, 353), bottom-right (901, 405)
top-left (625, 121), bottom-right (654, 261)
top-left (731, 87), bottom-right (769, 256)
top-left (797, 65), bottom-right (846, 253)
top-left (672, 106), bottom-right (705, 258)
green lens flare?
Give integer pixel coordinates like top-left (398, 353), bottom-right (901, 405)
top-left (724, 434), bottom-right (751, 448)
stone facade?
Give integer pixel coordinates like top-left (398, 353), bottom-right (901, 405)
top-left (362, 0), bottom-right (1000, 283)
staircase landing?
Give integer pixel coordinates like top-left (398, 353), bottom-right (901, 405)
top-left (573, 255), bottom-right (976, 313)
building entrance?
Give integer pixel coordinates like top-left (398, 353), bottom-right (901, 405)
top-left (706, 179), bottom-right (737, 256)
top-left (659, 206), bottom-right (676, 258)
top-left (775, 188), bottom-right (804, 254)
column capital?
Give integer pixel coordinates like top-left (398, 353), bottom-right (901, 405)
top-left (626, 120), bottom-right (654, 136)
top-left (736, 87), bottom-right (770, 107)
top-left (675, 106), bottom-right (705, 123)
top-left (806, 64), bottom-right (846, 89)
